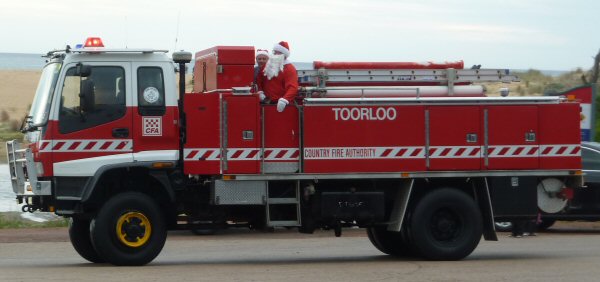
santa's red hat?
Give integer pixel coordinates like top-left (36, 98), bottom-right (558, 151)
top-left (256, 49), bottom-right (269, 58)
top-left (273, 41), bottom-right (290, 58)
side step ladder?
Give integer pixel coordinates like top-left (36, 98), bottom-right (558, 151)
top-left (266, 181), bottom-right (301, 227)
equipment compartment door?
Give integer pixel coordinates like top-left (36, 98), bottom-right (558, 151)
top-left (223, 95), bottom-right (261, 174)
top-left (428, 106), bottom-right (481, 170)
top-left (485, 105), bottom-right (539, 170)
top-left (262, 105), bottom-right (300, 173)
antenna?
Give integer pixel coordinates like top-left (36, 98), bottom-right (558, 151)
top-left (174, 11), bottom-right (181, 51)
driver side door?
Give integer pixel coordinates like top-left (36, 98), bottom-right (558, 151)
top-left (49, 62), bottom-right (134, 177)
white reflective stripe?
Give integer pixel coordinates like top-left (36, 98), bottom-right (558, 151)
top-left (39, 139), bottom-right (133, 152)
top-left (133, 150), bottom-right (179, 162)
top-left (54, 153), bottom-right (133, 177)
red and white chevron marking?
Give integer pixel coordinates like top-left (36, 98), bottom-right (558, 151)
top-left (428, 146), bottom-right (480, 159)
top-left (39, 139), bottom-right (132, 152)
top-left (184, 149), bottom-right (221, 161)
top-left (184, 148), bottom-right (299, 161)
top-left (487, 145), bottom-right (539, 158)
top-left (263, 148), bottom-right (300, 161)
top-left (539, 144), bottom-right (581, 157)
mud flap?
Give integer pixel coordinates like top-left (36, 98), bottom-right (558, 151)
top-left (473, 177), bottom-right (498, 241)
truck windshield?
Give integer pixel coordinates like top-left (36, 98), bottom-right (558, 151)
top-left (29, 62), bottom-right (61, 126)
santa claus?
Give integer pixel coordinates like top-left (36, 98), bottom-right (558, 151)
top-left (257, 41), bottom-right (299, 112)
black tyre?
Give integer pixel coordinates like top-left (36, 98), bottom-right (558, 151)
top-left (409, 188), bottom-right (483, 260)
top-left (366, 226), bottom-right (414, 257)
top-left (90, 192), bottom-right (167, 266)
top-left (537, 219), bottom-right (555, 231)
top-left (69, 217), bottom-right (105, 263)
top-left (494, 221), bottom-right (513, 232)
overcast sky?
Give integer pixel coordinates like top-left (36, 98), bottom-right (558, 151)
top-left (1, 0), bottom-right (598, 70)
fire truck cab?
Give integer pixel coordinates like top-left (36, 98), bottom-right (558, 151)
top-left (6, 38), bottom-right (583, 266)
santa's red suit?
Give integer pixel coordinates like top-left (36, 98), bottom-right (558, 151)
top-left (257, 63), bottom-right (298, 102)
top-left (257, 41), bottom-right (298, 112)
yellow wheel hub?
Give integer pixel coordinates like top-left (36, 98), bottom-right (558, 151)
top-left (116, 212), bottom-right (152, 248)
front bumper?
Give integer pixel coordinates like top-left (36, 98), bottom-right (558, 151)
top-left (6, 140), bottom-right (51, 199)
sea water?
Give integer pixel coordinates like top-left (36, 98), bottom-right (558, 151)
top-left (0, 53), bottom-right (46, 70)
top-left (0, 164), bottom-right (58, 222)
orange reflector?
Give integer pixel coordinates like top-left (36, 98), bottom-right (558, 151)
top-left (401, 172), bottom-right (410, 178)
top-left (574, 170), bottom-right (584, 175)
top-left (223, 175), bottom-right (236, 180)
top-left (151, 162), bottom-right (174, 169)
top-left (567, 94), bottom-right (576, 101)
top-left (48, 206), bottom-right (55, 212)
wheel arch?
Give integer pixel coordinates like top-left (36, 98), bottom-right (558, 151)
top-left (79, 162), bottom-right (177, 218)
top-left (387, 177), bottom-right (496, 241)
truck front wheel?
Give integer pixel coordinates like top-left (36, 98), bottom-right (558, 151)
top-left (90, 192), bottom-right (167, 266)
top-left (69, 217), bottom-right (105, 263)
top-left (409, 188), bottom-right (482, 260)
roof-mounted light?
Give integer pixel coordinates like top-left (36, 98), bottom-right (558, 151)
top-left (84, 37), bottom-right (104, 48)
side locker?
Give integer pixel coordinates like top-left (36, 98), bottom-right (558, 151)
top-left (223, 95), bottom-right (261, 174)
top-left (484, 105), bottom-right (539, 170)
top-left (427, 106), bottom-right (481, 170)
top-left (183, 94), bottom-right (221, 175)
top-left (262, 106), bottom-right (300, 173)
top-left (538, 103), bottom-right (582, 169)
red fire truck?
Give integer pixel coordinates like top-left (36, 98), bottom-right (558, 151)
top-left (6, 38), bottom-right (583, 266)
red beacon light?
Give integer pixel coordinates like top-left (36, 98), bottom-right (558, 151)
top-left (84, 37), bottom-right (104, 48)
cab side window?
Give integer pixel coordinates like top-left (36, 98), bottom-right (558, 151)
top-left (137, 67), bottom-right (165, 116)
top-left (59, 66), bottom-right (126, 134)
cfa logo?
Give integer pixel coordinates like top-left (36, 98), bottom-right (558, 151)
top-left (143, 117), bottom-right (162, 136)
top-left (332, 107), bottom-right (397, 121)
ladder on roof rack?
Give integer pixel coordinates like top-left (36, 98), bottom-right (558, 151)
top-left (297, 68), bottom-right (520, 88)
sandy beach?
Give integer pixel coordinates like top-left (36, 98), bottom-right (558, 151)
top-left (0, 70), bottom-right (39, 119)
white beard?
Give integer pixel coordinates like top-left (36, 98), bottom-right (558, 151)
top-left (264, 54), bottom-right (285, 80)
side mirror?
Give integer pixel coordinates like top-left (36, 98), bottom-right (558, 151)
top-left (75, 63), bottom-right (92, 77)
top-left (79, 79), bottom-right (95, 113)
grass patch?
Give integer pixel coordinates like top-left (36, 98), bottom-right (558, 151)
top-left (0, 121), bottom-right (24, 163)
top-left (0, 212), bottom-right (68, 229)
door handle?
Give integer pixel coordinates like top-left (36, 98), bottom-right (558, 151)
top-left (112, 128), bottom-right (129, 138)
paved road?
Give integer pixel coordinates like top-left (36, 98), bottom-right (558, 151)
top-left (1, 224), bottom-right (600, 282)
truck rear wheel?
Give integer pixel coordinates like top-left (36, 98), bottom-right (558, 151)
top-left (367, 226), bottom-right (414, 257)
top-left (409, 188), bottom-right (482, 260)
top-left (69, 217), bottom-right (105, 263)
top-left (90, 192), bottom-right (167, 266)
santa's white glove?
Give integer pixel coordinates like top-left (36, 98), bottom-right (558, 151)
top-left (277, 98), bottom-right (289, 112)
top-left (258, 91), bottom-right (266, 101)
